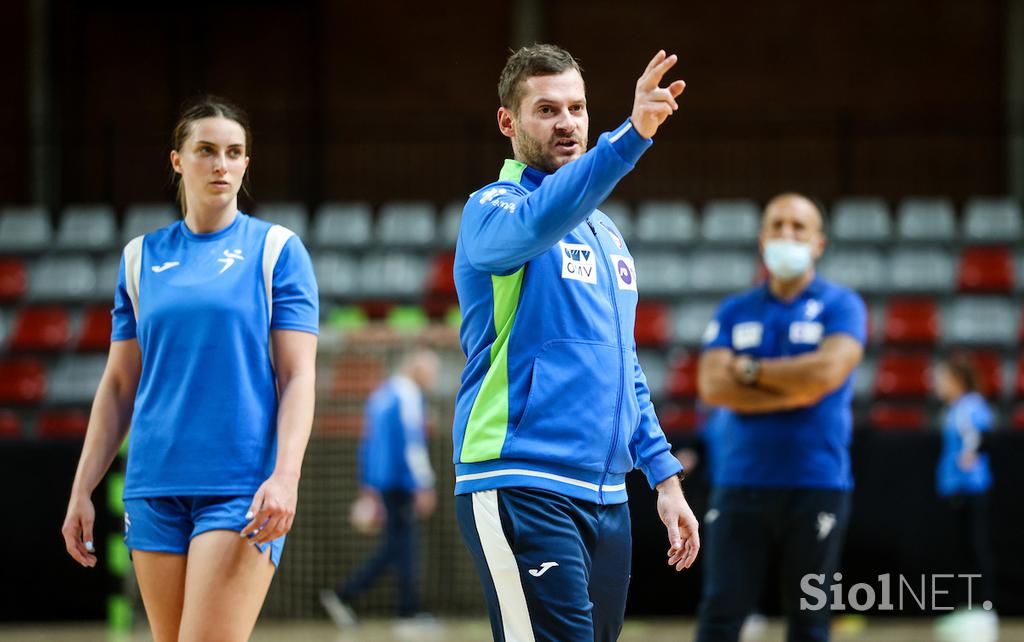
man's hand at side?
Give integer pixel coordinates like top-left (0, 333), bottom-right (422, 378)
top-left (631, 50), bottom-right (687, 139)
top-left (656, 475), bottom-right (700, 571)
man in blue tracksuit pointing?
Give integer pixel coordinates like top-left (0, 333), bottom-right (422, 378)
top-left (452, 44), bottom-right (700, 642)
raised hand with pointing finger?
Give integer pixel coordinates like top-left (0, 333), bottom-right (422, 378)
top-left (631, 50), bottom-right (687, 139)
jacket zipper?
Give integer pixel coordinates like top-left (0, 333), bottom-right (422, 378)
top-left (587, 217), bottom-right (624, 504)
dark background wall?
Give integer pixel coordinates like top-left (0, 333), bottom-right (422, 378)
top-left (0, 0), bottom-right (1008, 211)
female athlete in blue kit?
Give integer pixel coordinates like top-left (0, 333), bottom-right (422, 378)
top-left (61, 96), bottom-right (319, 641)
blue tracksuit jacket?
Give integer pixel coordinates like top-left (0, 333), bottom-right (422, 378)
top-left (452, 119), bottom-right (682, 505)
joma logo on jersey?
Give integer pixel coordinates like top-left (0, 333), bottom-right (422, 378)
top-left (560, 241), bottom-right (597, 284)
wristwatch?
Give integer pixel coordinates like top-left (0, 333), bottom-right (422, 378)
top-left (736, 355), bottom-right (762, 386)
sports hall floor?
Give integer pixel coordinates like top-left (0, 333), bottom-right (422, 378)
top-left (1, 618), bottom-right (1021, 642)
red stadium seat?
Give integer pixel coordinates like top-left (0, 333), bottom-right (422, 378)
top-left (38, 409), bottom-right (90, 439)
top-left (0, 258), bottom-right (27, 301)
top-left (0, 359), bottom-right (47, 403)
top-left (958, 246), bottom-right (1014, 292)
top-left (0, 409), bottom-right (21, 438)
top-left (869, 403), bottom-right (927, 431)
top-left (1011, 405), bottom-right (1024, 431)
top-left (658, 404), bottom-right (698, 433)
top-left (78, 305), bottom-right (112, 351)
top-left (1015, 356), bottom-right (1024, 398)
top-left (8, 306), bottom-right (71, 351)
top-left (634, 301), bottom-right (670, 348)
top-left (667, 351), bottom-right (699, 398)
top-left (955, 350), bottom-right (1003, 398)
top-left (874, 351), bottom-right (931, 398)
top-left (426, 252), bottom-right (456, 296)
top-left (883, 298), bottom-right (939, 344)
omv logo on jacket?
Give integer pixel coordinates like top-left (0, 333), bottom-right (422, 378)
top-left (560, 241), bottom-right (597, 284)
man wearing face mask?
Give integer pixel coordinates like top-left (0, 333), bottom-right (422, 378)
top-left (695, 193), bottom-right (866, 642)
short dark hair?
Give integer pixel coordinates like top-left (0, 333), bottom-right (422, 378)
top-left (170, 95), bottom-right (252, 215)
top-left (944, 353), bottom-right (981, 394)
top-left (498, 44), bottom-right (583, 113)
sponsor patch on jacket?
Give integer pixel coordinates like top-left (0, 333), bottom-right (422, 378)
top-left (789, 321), bottom-right (823, 345)
top-left (732, 321), bottom-right (763, 350)
top-left (560, 242), bottom-right (597, 284)
top-left (610, 254), bottom-right (637, 291)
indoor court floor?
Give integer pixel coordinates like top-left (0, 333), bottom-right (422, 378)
top-left (1, 618), bottom-right (1020, 642)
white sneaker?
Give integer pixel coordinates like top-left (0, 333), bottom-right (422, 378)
top-left (319, 589), bottom-right (358, 629)
top-left (935, 607), bottom-right (998, 642)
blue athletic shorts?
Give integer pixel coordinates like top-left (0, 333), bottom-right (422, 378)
top-left (123, 496), bottom-right (285, 567)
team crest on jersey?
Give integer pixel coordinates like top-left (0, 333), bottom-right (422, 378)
top-left (560, 241), bottom-right (597, 284)
top-left (804, 299), bottom-right (823, 319)
top-left (610, 254), bottom-right (637, 291)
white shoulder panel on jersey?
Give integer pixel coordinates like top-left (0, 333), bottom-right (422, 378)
top-left (123, 235), bottom-right (144, 321)
top-left (262, 224), bottom-right (296, 325)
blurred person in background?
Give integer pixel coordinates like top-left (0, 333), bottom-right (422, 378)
top-left (451, 44), bottom-right (699, 642)
top-left (697, 194), bottom-right (866, 642)
top-left (320, 349), bottom-right (440, 628)
top-left (933, 354), bottom-right (999, 642)
top-left (61, 96), bottom-right (320, 642)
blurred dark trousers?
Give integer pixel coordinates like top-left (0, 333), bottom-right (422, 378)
top-left (696, 486), bottom-right (851, 642)
top-left (945, 492), bottom-right (995, 607)
top-left (336, 490), bottom-right (418, 616)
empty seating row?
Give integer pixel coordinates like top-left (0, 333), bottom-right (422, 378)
top-left (0, 256), bottom-right (119, 302)
top-left (0, 355), bottom-right (105, 404)
top-left (0, 305), bottom-right (112, 352)
top-left (820, 246), bottom-right (1020, 293)
top-left (4, 197), bottom-right (1019, 253)
top-left (636, 349), bottom-right (1024, 404)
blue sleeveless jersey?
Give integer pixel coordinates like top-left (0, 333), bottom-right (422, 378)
top-left (111, 212), bottom-right (319, 498)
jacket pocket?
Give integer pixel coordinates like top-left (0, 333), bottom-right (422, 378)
top-left (507, 340), bottom-right (620, 470)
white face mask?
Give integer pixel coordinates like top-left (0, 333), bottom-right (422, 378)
top-left (763, 239), bottom-right (813, 280)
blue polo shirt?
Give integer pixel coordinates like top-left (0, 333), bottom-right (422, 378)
top-left (936, 392), bottom-right (993, 496)
top-left (702, 275), bottom-right (867, 489)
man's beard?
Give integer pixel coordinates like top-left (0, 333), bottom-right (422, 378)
top-left (516, 126), bottom-right (587, 174)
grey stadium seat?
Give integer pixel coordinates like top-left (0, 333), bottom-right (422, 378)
top-left (596, 200), bottom-right (633, 240)
top-left (854, 357), bottom-right (876, 401)
top-left (636, 350), bottom-right (667, 397)
top-left (688, 250), bottom-right (756, 293)
top-left (888, 248), bottom-right (955, 293)
top-left (258, 203), bottom-right (309, 241)
top-left (28, 255), bottom-right (97, 301)
top-left (48, 355), bottom-right (107, 404)
top-left (701, 200), bottom-right (760, 244)
top-left (672, 300), bottom-right (720, 346)
top-left (635, 201), bottom-right (697, 246)
top-left (830, 198), bottom-right (891, 243)
top-left (944, 298), bottom-right (1017, 346)
top-left (313, 253), bottom-right (360, 298)
top-left (57, 205), bottom-right (117, 250)
top-left (0, 308), bottom-right (9, 348)
top-left (376, 201), bottom-right (436, 247)
top-left (896, 198), bottom-right (956, 242)
top-left (631, 252), bottom-right (688, 296)
top-left (359, 252), bottom-right (427, 297)
top-left (0, 206), bottom-right (52, 252)
top-left (963, 198), bottom-right (1023, 243)
top-left (818, 248), bottom-right (886, 293)
top-left (94, 253), bottom-right (121, 301)
top-left (439, 201), bottom-right (464, 248)
top-left (314, 203), bottom-right (373, 248)
top-left (122, 204), bottom-right (177, 243)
